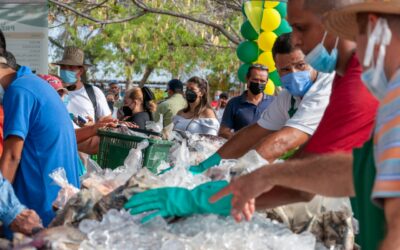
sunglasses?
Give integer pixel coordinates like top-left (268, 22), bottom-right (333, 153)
top-left (249, 64), bottom-right (268, 71)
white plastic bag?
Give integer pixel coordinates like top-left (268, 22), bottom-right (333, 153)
top-left (50, 167), bottom-right (79, 210)
top-left (231, 150), bottom-right (269, 175)
top-left (146, 114), bottom-right (163, 133)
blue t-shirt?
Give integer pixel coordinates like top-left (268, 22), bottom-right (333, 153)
top-left (221, 91), bottom-right (275, 132)
top-left (3, 66), bottom-right (80, 226)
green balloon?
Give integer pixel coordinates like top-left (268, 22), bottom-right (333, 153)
top-left (236, 41), bottom-right (260, 63)
top-left (269, 70), bottom-right (281, 86)
top-left (275, 2), bottom-right (287, 18)
top-left (241, 21), bottom-right (259, 41)
top-left (238, 63), bottom-right (252, 83)
top-left (274, 19), bottom-right (292, 36)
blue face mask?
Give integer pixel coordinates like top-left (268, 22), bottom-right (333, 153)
top-left (60, 69), bottom-right (78, 84)
top-left (305, 32), bottom-right (339, 73)
top-left (281, 71), bottom-right (313, 97)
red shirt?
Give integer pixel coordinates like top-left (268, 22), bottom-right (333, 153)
top-left (303, 54), bottom-right (379, 154)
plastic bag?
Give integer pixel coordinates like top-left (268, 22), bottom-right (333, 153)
top-left (146, 114), bottom-right (163, 133)
top-left (50, 167), bottom-right (79, 210)
top-left (265, 196), bottom-right (354, 249)
top-left (81, 140), bottom-right (150, 196)
top-left (123, 139), bottom-right (149, 171)
top-left (86, 158), bottom-right (102, 175)
top-left (163, 123), bottom-right (174, 140)
top-left (231, 150), bottom-right (269, 176)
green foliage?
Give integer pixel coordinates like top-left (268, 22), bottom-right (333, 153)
top-left (49, 0), bottom-right (243, 91)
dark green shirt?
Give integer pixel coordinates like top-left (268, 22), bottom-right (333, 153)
top-left (352, 138), bottom-right (386, 250)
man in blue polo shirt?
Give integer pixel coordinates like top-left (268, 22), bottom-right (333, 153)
top-left (218, 64), bottom-right (275, 139)
top-left (0, 56), bottom-right (80, 228)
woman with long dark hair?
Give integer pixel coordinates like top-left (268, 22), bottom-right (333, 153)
top-left (173, 76), bottom-right (219, 135)
top-left (121, 87), bottom-right (157, 129)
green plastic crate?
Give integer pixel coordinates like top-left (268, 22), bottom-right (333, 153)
top-left (97, 129), bottom-right (173, 173)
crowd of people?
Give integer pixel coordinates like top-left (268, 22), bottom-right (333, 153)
top-left (0, 0), bottom-right (399, 249)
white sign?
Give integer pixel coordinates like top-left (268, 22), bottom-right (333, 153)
top-left (0, 1), bottom-right (48, 73)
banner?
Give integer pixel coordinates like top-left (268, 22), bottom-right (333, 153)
top-left (0, 0), bottom-right (48, 73)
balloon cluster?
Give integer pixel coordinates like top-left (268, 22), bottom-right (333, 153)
top-left (237, 0), bottom-right (292, 95)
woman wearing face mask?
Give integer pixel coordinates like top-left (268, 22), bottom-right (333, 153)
top-left (173, 76), bottom-right (219, 136)
top-left (121, 87), bottom-right (157, 130)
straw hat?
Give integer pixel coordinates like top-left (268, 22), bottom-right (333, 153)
top-left (323, 0), bottom-right (400, 41)
top-left (53, 46), bottom-right (91, 67)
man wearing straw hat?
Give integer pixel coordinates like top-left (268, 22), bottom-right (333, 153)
top-left (53, 47), bottom-right (111, 123)
top-left (322, 1), bottom-right (400, 249)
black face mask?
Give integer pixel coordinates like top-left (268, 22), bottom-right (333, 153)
top-left (248, 82), bottom-right (266, 95)
top-left (66, 84), bottom-right (77, 91)
top-left (122, 106), bottom-right (133, 117)
top-left (185, 89), bottom-right (198, 103)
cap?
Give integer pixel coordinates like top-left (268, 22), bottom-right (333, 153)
top-left (219, 92), bottom-right (228, 99)
top-left (38, 74), bottom-right (68, 95)
top-left (166, 79), bottom-right (183, 92)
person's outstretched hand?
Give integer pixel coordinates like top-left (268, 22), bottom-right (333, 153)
top-left (189, 153), bottom-right (222, 175)
top-left (210, 168), bottom-right (274, 222)
top-left (9, 209), bottom-right (43, 235)
top-left (124, 181), bottom-right (232, 223)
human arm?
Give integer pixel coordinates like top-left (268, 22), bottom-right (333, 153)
top-left (379, 198), bottom-right (400, 250)
top-left (124, 181), bottom-right (231, 223)
top-left (190, 123), bottom-right (272, 174)
top-left (210, 153), bottom-right (354, 221)
top-left (78, 136), bottom-right (100, 155)
top-left (218, 125), bottom-right (234, 140)
top-left (218, 123), bottom-right (272, 159)
top-left (0, 136), bottom-right (24, 182)
top-left (254, 126), bottom-right (310, 162)
top-left (218, 98), bottom-right (236, 140)
top-left (255, 186), bottom-right (315, 210)
top-left (0, 172), bottom-right (42, 234)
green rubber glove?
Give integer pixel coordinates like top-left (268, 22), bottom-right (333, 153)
top-left (189, 153), bottom-right (222, 175)
top-left (124, 180), bottom-right (232, 223)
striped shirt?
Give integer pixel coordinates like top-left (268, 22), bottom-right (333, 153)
top-left (373, 71), bottom-right (400, 205)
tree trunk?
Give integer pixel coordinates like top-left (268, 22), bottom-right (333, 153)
top-left (139, 66), bottom-right (154, 87)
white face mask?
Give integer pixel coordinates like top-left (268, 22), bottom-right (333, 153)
top-left (0, 84), bottom-right (4, 105)
top-left (361, 18), bottom-right (392, 100)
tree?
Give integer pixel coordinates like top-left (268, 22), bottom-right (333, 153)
top-left (49, 0), bottom-right (243, 91)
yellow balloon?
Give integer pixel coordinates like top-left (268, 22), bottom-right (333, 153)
top-left (258, 32), bottom-right (277, 52)
top-left (264, 1), bottom-right (280, 8)
top-left (250, 0), bottom-right (263, 8)
top-left (261, 8), bottom-right (281, 32)
top-left (265, 79), bottom-right (276, 95)
top-left (257, 51), bottom-right (276, 72)
top-left (244, 2), bottom-right (263, 33)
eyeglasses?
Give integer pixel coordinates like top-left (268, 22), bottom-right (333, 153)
top-left (249, 64), bottom-right (268, 71)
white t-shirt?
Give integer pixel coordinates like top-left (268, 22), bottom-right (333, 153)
top-left (257, 72), bottom-right (335, 135)
top-left (67, 85), bottom-right (111, 120)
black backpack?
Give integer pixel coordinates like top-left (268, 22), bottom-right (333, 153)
top-left (84, 83), bottom-right (98, 121)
